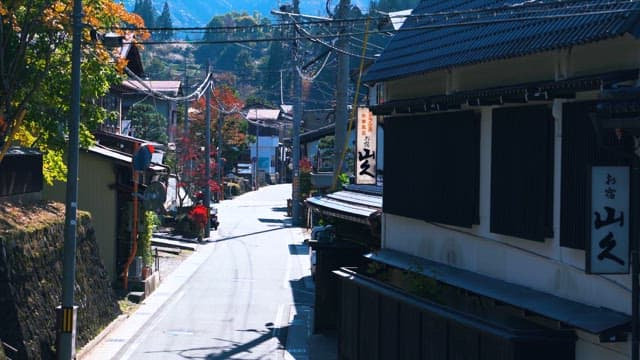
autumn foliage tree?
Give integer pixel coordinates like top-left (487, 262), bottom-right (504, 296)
top-left (175, 82), bottom-right (245, 204)
top-left (0, 0), bottom-right (149, 183)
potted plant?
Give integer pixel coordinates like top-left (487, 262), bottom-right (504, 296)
top-left (138, 210), bottom-right (158, 279)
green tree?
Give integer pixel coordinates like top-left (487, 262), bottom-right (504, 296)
top-left (0, 0), bottom-right (148, 183)
top-left (156, 1), bottom-right (174, 41)
top-left (128, 103), bottom-right (168, 144)
top-left (134, 0), bottom-right (156, 34)
top-left (194, 12), bottom-right (271, 96)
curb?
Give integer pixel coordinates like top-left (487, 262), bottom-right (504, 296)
top-left (77, 236), bottom-right (216, 359)
top-left (76, 314), bottom-right (128, 359)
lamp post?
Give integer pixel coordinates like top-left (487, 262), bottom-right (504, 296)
top-left (57, 0), bottom-right (82, 358)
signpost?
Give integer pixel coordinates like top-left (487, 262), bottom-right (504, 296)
top-left (588, 165), bottom-right (630, 274)
top-left (355, 107), bottom-right (377, 185)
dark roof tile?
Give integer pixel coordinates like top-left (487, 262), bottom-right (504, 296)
top-left (364, 0), bottom-right (640, 82)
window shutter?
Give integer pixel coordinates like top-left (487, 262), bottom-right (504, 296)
top-left (384, 111), bottom-right (479, 227)
top-left (490, 106), bottom-right (554, 242)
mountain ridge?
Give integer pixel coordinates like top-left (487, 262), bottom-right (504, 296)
top-left (122, 0), bottom-right (368, 31)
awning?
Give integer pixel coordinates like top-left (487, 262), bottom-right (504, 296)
top-left (367, 249), bottom-right (630, 340)
top-left (305, 185), bottom-right (382, 224)
top-left (88, 145), bottom-right (168, 172)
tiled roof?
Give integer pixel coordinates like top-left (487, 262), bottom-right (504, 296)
top-left (121, 80), bottom-right (182, 96)
top-left (245, 109), bottom-right (281, 121)
top-left (364, 0), bottom-right (640, 82)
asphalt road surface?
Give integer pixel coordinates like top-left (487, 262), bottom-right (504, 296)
top-left (118, 184), bottom-right (313, 359)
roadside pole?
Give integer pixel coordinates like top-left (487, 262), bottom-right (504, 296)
top-left (204, 62), bottom-right (212, 238)
top-left (58, 0), bottom-right (82, 357)
top-left (291, 0), bottom-right (303, 226)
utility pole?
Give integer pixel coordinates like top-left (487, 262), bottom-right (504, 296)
top-left (184, 60), bottom-right (189, 134)
top-left (58, 0), bottom-right (82, 358)
top-left (256, 109), bottom-right (260, 190)
top-left (280, 70), bottom-right (285, 105)
top-left (204, 62), bottom-right (212, 238)
top-left (291, 0), bottom-right (303, 226)
top-left (334, 0), bottom-right (350, 179)
top-left (216, 104), bottom-right (223, 198)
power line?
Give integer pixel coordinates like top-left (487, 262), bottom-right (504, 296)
top-left (113, 0), bottom-right (640, 35)
top-left (124, 67), bottom-right (212, 102)
top-left (128, 6), bottom-right (640, 47)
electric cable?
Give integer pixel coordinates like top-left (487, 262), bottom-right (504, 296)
top-left (332, 16), bottom-right (371, 190)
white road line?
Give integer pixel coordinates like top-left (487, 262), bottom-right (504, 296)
top-left (120, 290), bottom-right (186, 360)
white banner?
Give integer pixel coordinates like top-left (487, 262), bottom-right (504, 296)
top-left (588, 166), bottom-right (630, 274)
top-left (356, 107), bottom-right (377, 185)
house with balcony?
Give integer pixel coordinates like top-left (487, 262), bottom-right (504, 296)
top-left (100, 39), bottom-right (182, 143)
top-left (333, 1), bottom-right (640, 359)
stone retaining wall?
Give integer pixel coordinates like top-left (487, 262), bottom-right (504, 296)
top-left (0, 201), bottom-right (121, 359)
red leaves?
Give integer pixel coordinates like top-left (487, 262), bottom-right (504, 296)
top-left (300, 157), bottom-right (313, 173)
top-left (188, 204), bottom-right (208, 228)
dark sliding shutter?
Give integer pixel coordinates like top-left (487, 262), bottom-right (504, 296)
top-left (384, 111), bottom-right (480, 228)
top-left (490, 105), bottom-right (554, 242)
top-left (384, 115), bottom-right (428, 219)
top-left (560, 101), bottom-right (622, 249)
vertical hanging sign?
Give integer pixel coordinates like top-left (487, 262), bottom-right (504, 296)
top-left (588, 165), bottom-right (630, 274)
top-left (356, 107), bottom-right (377, 184)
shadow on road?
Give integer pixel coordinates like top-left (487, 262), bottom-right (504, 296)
top-left (214, 226), bottom-right (293, 243)
top-left (138, 323), bottom-right (289, 359)
top-left (258, 218), bottom-right (287, 224)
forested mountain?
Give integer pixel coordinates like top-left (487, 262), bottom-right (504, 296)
top-left (123, 0), bottom-right (374, 29)
top-left (127, 0), bottom-right (419, 111)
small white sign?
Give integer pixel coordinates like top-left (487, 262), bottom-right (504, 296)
top-left (356, 107), bottom-right (377, 185)
top-left (588, 166), bottom-right (630, 274)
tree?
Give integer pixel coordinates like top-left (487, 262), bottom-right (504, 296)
top-left (128, 103), bottom-right (168, 144)
top-left (175, 83), bottom-right (245, 203)
top-left (0, 0), bottom-right (149, 183)
top-left (133, 0), bottom-right (155, 31)
top-left (194, 13), bottom-right (271, 95)
top-left (156, 1), bottom-right (174, 41)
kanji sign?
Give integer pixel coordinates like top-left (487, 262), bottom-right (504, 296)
top-left (588, 166), bottom-right (630, 274)
top-left (356, 107), bottom-right (377, 185)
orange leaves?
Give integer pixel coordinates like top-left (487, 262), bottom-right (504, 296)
top-left (82, 1), bottom-right (150, 42)
top-left (100, 1), bottom-right (150, 41)
top-left (115, 57), bottom-right (129, 74)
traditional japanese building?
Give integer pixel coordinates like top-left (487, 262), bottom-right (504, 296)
top-left (334, 1), bottom-right (640, 359)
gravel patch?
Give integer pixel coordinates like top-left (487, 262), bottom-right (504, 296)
top-left (155, 249), bottom-right (193, 281)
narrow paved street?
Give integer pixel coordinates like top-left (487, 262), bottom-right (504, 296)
top-left (108, 184), bottom-right (314, 359)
